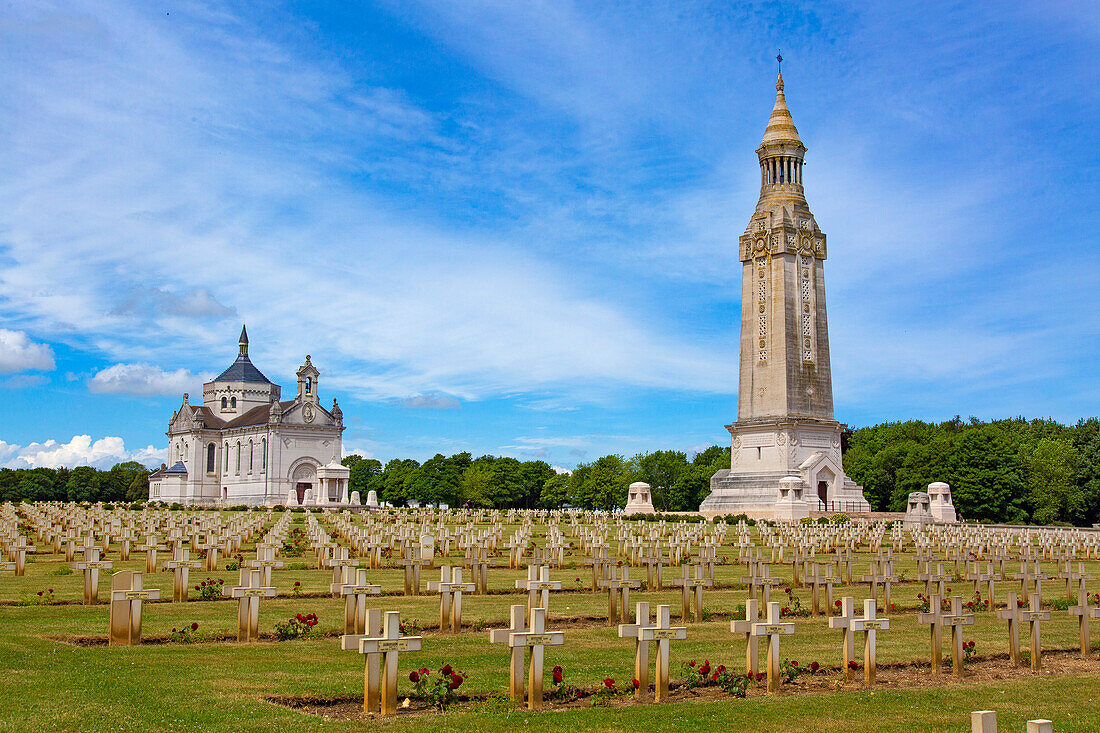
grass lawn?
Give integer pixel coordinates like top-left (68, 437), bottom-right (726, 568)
top-left (2, 514), bottom-right (1099, 732)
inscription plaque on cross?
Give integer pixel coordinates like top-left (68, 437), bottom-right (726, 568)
top-left (751, 601), bottom-right (795, 694)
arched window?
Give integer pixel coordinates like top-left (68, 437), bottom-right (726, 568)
top-left (221, 397), bottom-right (227, 409)
top-left (224, 443), bottom-right (229, 471)
top-left (261, 438), bottom-right (267, 472)
top-left (206, 443), bottom-right (215, 473)
top-left (248, 440), bottom-right (254, 472)
top-left (305, 377), bottom-right (312, 394)
top-left (230, 396), bottom-right (237, 409)
top-left (235, 441), bottom-right (241, 474)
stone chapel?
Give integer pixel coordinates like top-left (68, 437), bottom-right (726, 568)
top-left (699, 66), bottom-right (872, 520)
top-left (147, 326), bottom-right (349, 506)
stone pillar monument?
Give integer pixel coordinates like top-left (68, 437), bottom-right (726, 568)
top-left (700, 63), bottom-right (870, 520)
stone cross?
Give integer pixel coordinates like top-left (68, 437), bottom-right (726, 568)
top-left (340, 567), bottom-right (381, 635)
top-left (10, 536), bottom-right (34, 577)
top-left (137, 535), bottom-right (163, 574)
top-left (751, 601), bottom-right (795, 694)
top-left (918, 593), bottom-right (946, 674)
top-left (340, 608), bottom-right (383, 713)
top-left (638, 604), bottom-right (687, 702)
top-left (921, 562), bottom-right (950, 599)
top-left (942, 595), bottom-right (975, 677)
top-left (248, 545), bottom-right (284, 588)
top-left (618, 601), bottom-right (653, 700)
top-left (509, 607), bottom-right (564, 711)
top-left (1068, 575), bottom-right (1100, 659)
top-left (516, 565), bottom-right (561, 621)
top-left (671, 564), bottom-right (712, 623)
top-left (109, 571), bottom-right (160, 646)
top-left (756, 562), bottom-right (783, 605)
top-left (463, 545), bottom-right (496, 594)
top-left (489, 604), bottom-right (528, 702)
top-left (325, 546), bottom-right (359, 598)
top-left (71, 547), bottom-right (113, 605)
top-left (850, 598), bottom-right (890, 685)
top-left (731, 598), bottom-right (761, 676)
top-left (599, 566), bottom-right (641, 626)
top-left (227, 568), bottom-right (277, 642)
top-left (1023, 593), bottom-right (1051, 671)
top-left (807, 562), bottom-right (835, 616)
top-left (163, 547), bottom-right (202, 602)
top-left (427, 566), bottom-right (475, 633)
top-left (357, 611), bottom-right (424, 716)
top-left (584, 546), bottom-right (613, 592)
top-left (395, 544), bottom-right (428, 596)
top-left (829, 596), bottom-right (858, 679)
top-left (997, 590), bottom-right (1025, 667)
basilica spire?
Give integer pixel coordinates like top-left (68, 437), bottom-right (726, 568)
top-left (238, 324), bottom-right (249, 356)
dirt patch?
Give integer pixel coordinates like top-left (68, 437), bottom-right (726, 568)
top-left (264, 648), bottom-right (1100, 721)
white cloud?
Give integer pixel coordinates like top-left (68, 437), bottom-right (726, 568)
top-left (396, 394), bottom-right (461, 409)
top-left (0, 329), bottom-right (55, 373)
top-left (1, 435), bottom-right (166, 469)
top-left (89, 363), bottom-right (211, 397)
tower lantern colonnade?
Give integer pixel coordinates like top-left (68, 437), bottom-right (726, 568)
top-left (699, 59), bottom-right (871, 520)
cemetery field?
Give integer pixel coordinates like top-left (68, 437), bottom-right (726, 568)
top-left (2, 511), bottom-right (1100, 732)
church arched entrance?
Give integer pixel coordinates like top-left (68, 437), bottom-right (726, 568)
top-left (291, 462), bottom-right (317, 505)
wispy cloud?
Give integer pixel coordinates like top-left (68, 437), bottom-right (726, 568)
top-left (396, 394), bottom-right (462, 410)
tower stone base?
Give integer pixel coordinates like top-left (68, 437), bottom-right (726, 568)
top-left (699, 416), bottom-right (870, 520)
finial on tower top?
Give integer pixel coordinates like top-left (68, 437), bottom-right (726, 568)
top-left (238, 324), bottom-right (249, 356)
top-left (776, 49), bottom-right (784, 91)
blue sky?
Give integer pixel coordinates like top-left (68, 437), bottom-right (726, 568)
top-left (1, 1), bottom-right (1098, 470)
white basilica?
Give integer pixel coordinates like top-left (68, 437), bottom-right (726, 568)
top-left (148, 327), bottom-right (349, 506)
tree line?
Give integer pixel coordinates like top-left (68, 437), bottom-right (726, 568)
top-left (843, 416), bottom-right (1100, 526)
top-left (1, 416), bottom-right (1097, 526)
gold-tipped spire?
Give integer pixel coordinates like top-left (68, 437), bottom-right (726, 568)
top-left (759, 54), bottom-right (802, 148)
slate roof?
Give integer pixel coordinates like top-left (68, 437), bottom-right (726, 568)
top-left (163, 461), bottom-right (188, 475)
top-left (214, 353), bottom-right (274, 384)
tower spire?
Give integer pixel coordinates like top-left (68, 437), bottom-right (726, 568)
top-left (238, 324), bottom-right (249, 356)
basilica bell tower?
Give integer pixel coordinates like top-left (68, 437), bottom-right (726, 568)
top-left (700, 62), bottom-right (871, 519)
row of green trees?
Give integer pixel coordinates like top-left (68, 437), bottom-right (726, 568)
top-left (0, 462), bottom-right (150, 504)
top-left (1, 416), bottom-right (1097, 525)
top-left (341, 446), bottom-right (731, 512)
top-left (843, 417), bottom-right (1100, 525)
